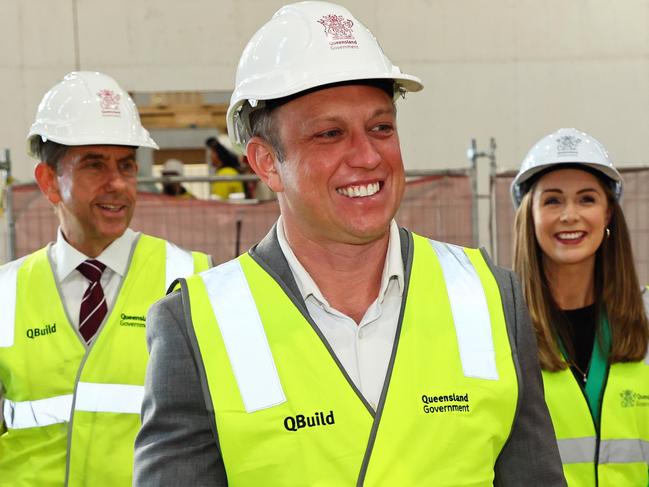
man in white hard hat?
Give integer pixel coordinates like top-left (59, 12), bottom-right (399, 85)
top-left (0, 71), bottom-right (212, 487)
top-left (134, 2), bottom-right (566, 485)
top-left (161, 158), bottom-right (195, 199)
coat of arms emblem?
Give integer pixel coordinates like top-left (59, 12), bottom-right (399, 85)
top-left (556, 135), bottom-right (581, 157)
top-left (97, 89), bottom-right (121, 116)
top-left (317, 14), bottom-right (358, 50)
top-left (620, 389), bottom-right (636, 408)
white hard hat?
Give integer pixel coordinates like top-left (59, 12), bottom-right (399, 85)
top-left (511, 128), bottom-right (623, 208)
top-left (226, 0), bottom-right (423, 151)
top-left (162, 158), bottom-right (184, 175)
top-left (27, 71), bottom-right (158, 158)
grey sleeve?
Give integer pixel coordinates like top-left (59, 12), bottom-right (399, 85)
top-left (133, 291), bottom-right (227, 486)
top-left (492, 268), bottom-right (567, 486)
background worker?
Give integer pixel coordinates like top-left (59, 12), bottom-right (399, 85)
top-left (160, 158), bottom-right (195, 198)
top-left (205, 135), bottom-right (245, 200)
top-left (0, 71), bottom-right (211, 486)
top-left (512, 128), bottom-right (649, 486)
top-left (134, 2), bottom-right (566, 485)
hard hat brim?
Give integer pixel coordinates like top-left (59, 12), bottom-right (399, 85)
top-left (511, 161), bottom-right (623, 208)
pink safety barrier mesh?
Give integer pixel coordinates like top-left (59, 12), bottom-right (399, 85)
top-left (8, 174), bottom-right (474, 265)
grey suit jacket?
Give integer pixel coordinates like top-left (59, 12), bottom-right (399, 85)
top-left (133, 227), bottom-right (566, 486)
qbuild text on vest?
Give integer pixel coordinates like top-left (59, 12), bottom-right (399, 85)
top-left (26, 323), bottom-right (57, 339)
top-left (284, 411), bottom-right (335, 431)
top-left (422, 393), bottom-right (470, 413)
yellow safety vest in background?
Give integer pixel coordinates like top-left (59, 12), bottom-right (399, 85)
top-left (0, 234), bottom-right (210, 487)
top-left (186, 234), bottom-right (518, 486)
top-left (543, 355), bottom-right (649, 486)
top-left (211, 166), bottom-right (245, 200)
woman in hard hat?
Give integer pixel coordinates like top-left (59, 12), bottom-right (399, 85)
top-left (511, 128), bottom-right (649, 486)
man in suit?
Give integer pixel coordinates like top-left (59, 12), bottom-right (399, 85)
top-left (134, 2), bottom-right (566, 485)
top-left (0, 71), bottom-right (211, 486)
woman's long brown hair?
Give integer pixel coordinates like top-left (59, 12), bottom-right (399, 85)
top-left (513, 179), bottom-right (649, 371)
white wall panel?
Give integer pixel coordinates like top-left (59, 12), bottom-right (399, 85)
top-left (514, 60), bottom-right (649, 167)
top-left (397, 61), bottom-right (518, 170)
top-left (512, 0), bottom-right (649, 60)
top-left (3, 0), bottom-right (649, 182)
top-left (376, 0), bottom-right (518, 62)
top-left (19, 1), bottom-right (76, 68)
top-left (0, 1), bottom-right (21, 66)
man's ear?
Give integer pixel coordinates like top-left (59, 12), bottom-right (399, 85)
top-left (246, 137), bottom-right (284, 192)
top-left (34, 162), bottom-right (62, 204)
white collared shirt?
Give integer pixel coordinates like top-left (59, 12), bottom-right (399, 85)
top-left (276, 218), bottom-right (404, 410)
top-left (48, 228), bottom-right (139, 330)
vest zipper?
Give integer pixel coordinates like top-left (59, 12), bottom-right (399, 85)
top-left (592, 363), bottom-right (610, 487)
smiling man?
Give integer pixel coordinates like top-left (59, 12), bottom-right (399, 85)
top-left (0, 72), bottom-right (211, 486)
top-left (134, 2), bottom-right (566, 486)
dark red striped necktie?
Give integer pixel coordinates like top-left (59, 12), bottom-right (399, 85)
top-left (77, 259), bottom-right (107, 343)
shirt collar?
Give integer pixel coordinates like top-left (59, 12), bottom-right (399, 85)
top-left (53, 227), bottom-right (139, 281)
top-left (276, 217), bottom-right (404, 306)
top-left (381, 221), bottom-right (405, 295)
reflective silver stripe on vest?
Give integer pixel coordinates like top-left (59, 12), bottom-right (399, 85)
top-left (202, 259), bottom-right (286, 413)
top-left (165, 242), bottom-right (195, 291)
top-left (599, 438), bottom-right (649, 464)
top-left (557, 437), bottom-right (597, 464)
top-left (74, 382), bottom-right (144, 414)
top-left (3, 394), bottom-right (73, 429)
top-left (0, 256), bottom-right (27, 347)
top-left (429, 240), bottom-right (498, 380)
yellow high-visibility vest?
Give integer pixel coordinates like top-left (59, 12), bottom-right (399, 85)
top-left (544, 354), bottom-right (649, 486)
top-left (0, 234), bottom-right (210, 487)
top-left (185, 234), bottom-right (518, 485)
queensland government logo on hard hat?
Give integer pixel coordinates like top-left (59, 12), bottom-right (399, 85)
top-left (556, 135), bottom-right (581, 157)
top-left (317, 14), bottom-right (358, 50)
top-left (97, 89), bottom-right (121, 117)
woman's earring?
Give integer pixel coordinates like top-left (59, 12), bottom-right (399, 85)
top-left (606, 227), bottom-right (611, 238)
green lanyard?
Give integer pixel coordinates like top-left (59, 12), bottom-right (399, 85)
top-left (558, 314), bottom-right (611, 427)
top-left (584, 315), bottom-right (611, 426)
